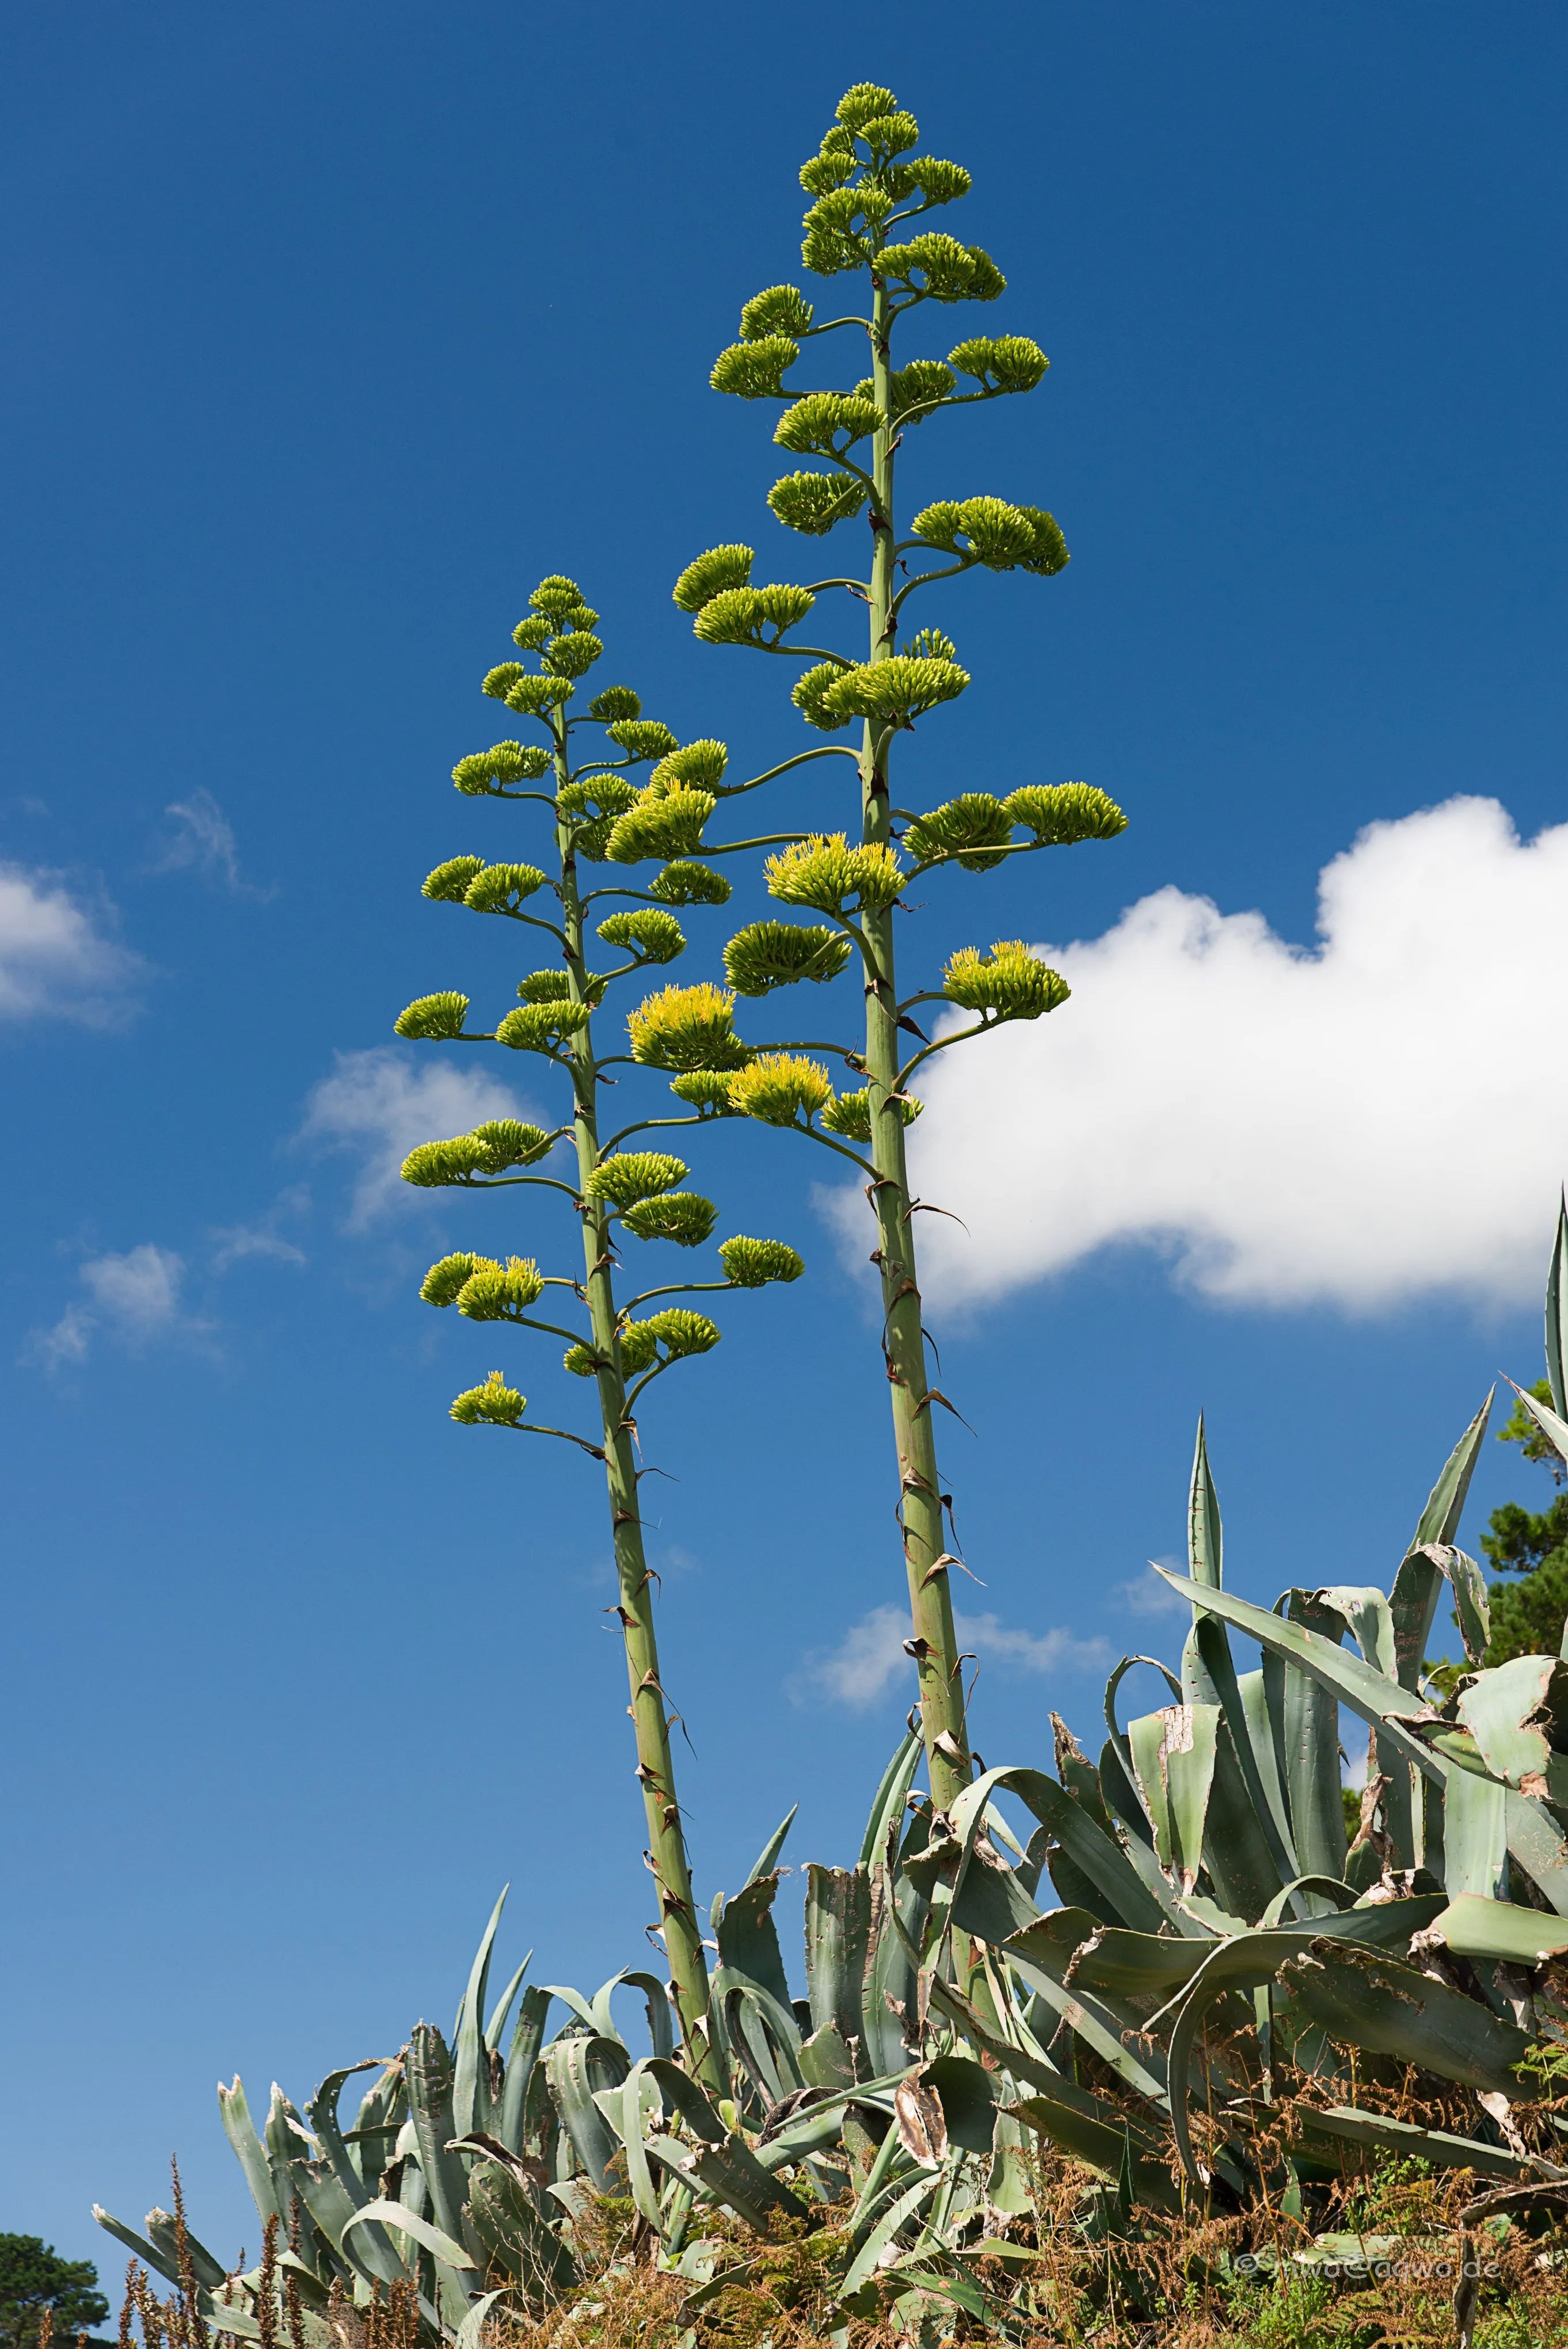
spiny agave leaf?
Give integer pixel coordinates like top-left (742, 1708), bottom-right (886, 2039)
top-left (859, 1723), bottom-right (923, 1869)
top-left (1189, 1416), bottom-right (1223, 1592)
top-left (1548, 1191), bottom-right (1568, 1419)
top-left (93, 2209), bottom-right (182, 2293)
top-left (1295, 2103), bottom-right (1542, 2179)
top-left (139, 2211), bottom-right (229, 2292)
top-left (1425, 1892), bottom-right (1568, 1966)
top-left (948, 1765), bottom-right (1177, 1937)
top-left (289, 2161), bottom-right (404, 2286)
top-left (712, 1963), bottom-right (804, 2097)
top-left (343, 2200), bottom-right (475, 2274)
top-left (617, 1971), bottom-right (677, 2061)
top-left (1160, 1566), bottom-right (1568, 1914)
top-left (714, 1872), bottom-right (794, 2014)
top-left (405, 2024), bottom-right (469, 2248)
top-left (484, 1951), bottom-right (534, 2054)
top-left (1007, 2098), bottom-right (1182, 2211)
top-left (1509, 1378), bottom-right (1568, 1472)
top-left (799, 2022), bottom-right (856, 2091)
top-left (454, 2291), bottom-right (508, 2349)
top-left (1281, 1592), bottom-right (1350, 1883)
top-left (840, 2171), bottom-right (944, 2298)
top-left (218, 2076), bottom-right (286, 2226)
top-left (1127, 1703), bottom-right (1218, 1897)
top-left (640, 2055), bottom-right (727, 2145)
top-left (498, 1985), bottom-right (550, 2154)
top-left (805, 1863), bottom-right (873, 2056)
top-left (679, 2133), bottom-right (811, 2234)
top-left (1443, 1765), bottom-right (1509, 1899)
top-left (745, 1802), bottom-right (798, 1884)
top-left (1278, 1943), bottom-right (1530, 2093)
top-left (543, 2034), bottom-right (628, 2188)
top-left (1459, 1654), bottom-right (1568, 1787)
top-left (454, 1886), bottom-right (508, 2140)
top-left (594, 2062), bottom-right (665, 2230)
top-left (1391, 1394), bottom-right (1495, 1688)
top-left (306, 2060), bottom-right (385, 2214)
top-left (1314, 1586), bottom-right (1398, 1681)
top-left (1002, 1925), bottom-right (1171, 2106)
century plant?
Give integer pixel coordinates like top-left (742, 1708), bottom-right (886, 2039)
top-left (605, 84), bottom-right (1126, 1815)
top-left (391, 578), bottom-right (806, 2070)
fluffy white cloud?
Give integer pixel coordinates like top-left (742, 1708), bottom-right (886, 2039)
top-left (904, 796), bottom-right (1568, 1313)
top-left (0, 862), bottom-right (142, 1023)
top-left (800, 1602), bottom-right (1110, 1708)
top-left (32, 1243), bottom-right (190, 1368)
top-left (300, 1048), bottom-right (534, 1225)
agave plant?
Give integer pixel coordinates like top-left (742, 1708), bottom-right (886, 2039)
top-left (392, 580), bottom-right (809, 2068)
top-left (594, 83), bottom-right (1127, 1816)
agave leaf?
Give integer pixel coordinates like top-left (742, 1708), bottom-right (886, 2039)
top-left (1458, 1655), bottom-right (1568, 1787)
top-left (1443, 1767), bottom-right (1509, 1899)
top-left (949, 1765), bottom-right (1178, 1937)
top-left (640, 2055), bottom-right (728, 2144)
top-left (1180, 1419), bottom-right (1225, 1705)
top-left (217, 2077), bottom-right (286, 2227)
top-left (618, 1969), bottom-right (678, 2061)
top-left (1426, 1893), bottom-right (1568, 1966)
top-left (800, 2022), bottom-right (857, 2091)
top-left (343, 2199), bottom-right (475, 2274)
top-left (1548, 1193), bottom-right (1568, 1421)
top-left (1002, 1925), bottom-right (1170, 2106)
top-left (805, 1864), bottom-right (874, 2055)
top-left (712, 1963), bottom-right (803, 2104)
top-left (454, 2290), bottom-right (507, 2349)
top-left (92, 2209), bottom-right (182, 2293)
top-left (1391, 1395), bottom-right (1495, 1687)
top-left (1007, 2097), bottom-right (1182, 2210)
top-left (498, 1985), bottom-right (551, 2153)
top-left (841, 2169), bottom-right (943, 2296)
top-left (924, 2054), bottom-right (998, 2154)
top-left (1281, 1592), bottom-right (1349, 1882)
top-left (595, 2061), bottom-right (665, 2228)
top-left (1295, 2103), bottom-right (1543, 2179)
top-left (1440, 1549), bottom-right (1492, 1667)
top-left (678, 2134), bottom-right (810, 2233)
top-left (307, 2061), bottom-right (384, 2209)
top-left (1279, 1943), bottom-right (1529, 2092)
top-left (290, 2160), bottom-right (406, 2287)
top-left (860, 1725), bottom-right (924, 1868)
top-left (745, 1804), bottom-right (798, 1884)
top-left (862, 1866), bottom-right (918, 2080)
top-left (405, 2024), bottom-right (470, 2248)
top-left (1315, 1586), bottom-right (1397, 1682)
top-left (543, 2034), bottom-right (628, 2188)
top-left (454, 1887), bottom-right (508, 2138)
top-left (484, 1952), bottom-right (534, 2055)
top-left (715, 1873), bottom-right (794, 2013)
top-left (466, 2157), bottom-right (575, 2300)
top-left (1512, 1379), bottom-right (1568, 1472)
top-left (539, 1982), bottom-right (603, 2036)
top-left (1127, 1704), bottom-right (1219, 1897)
top-left (141, 2208), bottom-right (227, 2291)
top-left (1158, 1567), bottom-right (1568, 1914)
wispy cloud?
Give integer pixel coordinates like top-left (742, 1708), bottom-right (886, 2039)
top-left (797, 1601), bottom-right (1111, 1709)
top-left (155, 789), bottom-right (273, 900)
top-left (0, 861), bottom-right (143, 1024)
top-left (890, 796), bottom-right (1568, 1316)
top-left (209, 1186), bottom-right (310, 1271)
top-left (30, 1243), bottom-right (199, 1370)
top-left (299, 1048), bottom-right (535, 1227)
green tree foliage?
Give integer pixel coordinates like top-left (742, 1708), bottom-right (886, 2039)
top-left (1481, 1379), bottom-right (1568, 1666)
top-left (0, 2238), bottom-right (108, 2349)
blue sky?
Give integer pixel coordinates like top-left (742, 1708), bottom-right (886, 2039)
top-left (4, 0), bottom-right (1567, 2273)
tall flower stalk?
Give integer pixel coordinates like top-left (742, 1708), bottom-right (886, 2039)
top-left (395, 576), bottom-right (802, 2074)
top-left (612, 88), bottom-right (1125, 1815)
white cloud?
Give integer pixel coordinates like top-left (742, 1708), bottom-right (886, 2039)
top-left (210, 1186), bottom-right (310, 1271)
top-left (800, 1601), bottom-right (1110, 1709)
top-left (300, 1048), bottom-right (535, 1227)
top-left (31, 1243), bottom-right (192, 1368)
top-left (903, 797), bottom-right (1568, 1314)
top-left (155, 788), bottom-right (271, 898)
top-left (0, 862), bottom-right (143, 1023)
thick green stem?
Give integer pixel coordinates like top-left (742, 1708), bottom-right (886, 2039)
top-left (860, 275), bottom-right (973, 1817)
top-left (551, 720), bottom-right (716, 2076)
